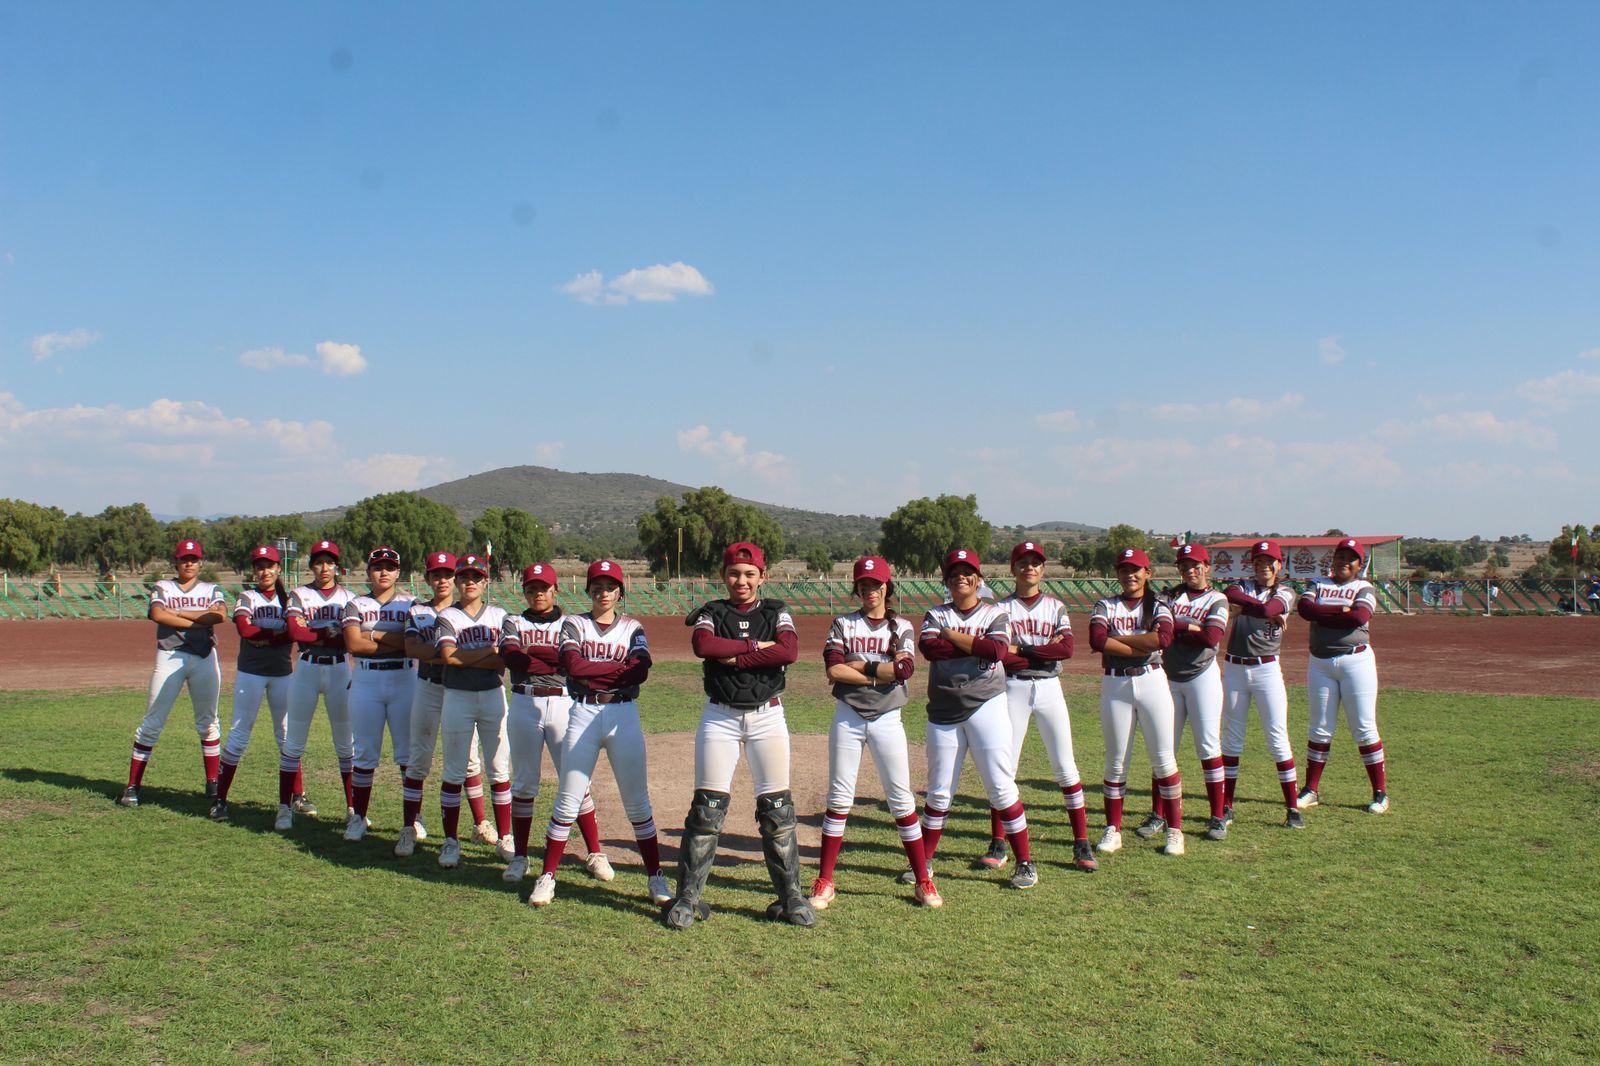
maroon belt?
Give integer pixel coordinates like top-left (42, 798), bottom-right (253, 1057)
top-left (514, 683), bottom-right (567, 697)
top-left (1104, 663), bottom-right (1163, 677)
top-left (1226, 654), bottom-right (1277, 666)
top-left (1312, 644), bottom-right (1369, 659)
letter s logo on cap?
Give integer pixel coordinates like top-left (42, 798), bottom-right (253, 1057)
top-left (1123, 549), bottom-right (1134, 559)
top-left (1024, 542), bottom-right (1034, 551)
top-left (1259, 541), bottom-right (1268, 551)
top-left (862, 560), bottom-right (874, 570)
top-left (600, 562), bottom-right (612, 571)
top-left (957, 551), bottom-right (967, 560)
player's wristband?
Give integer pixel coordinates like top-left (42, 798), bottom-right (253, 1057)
top-left (866, 661), bottom-right (878, 681)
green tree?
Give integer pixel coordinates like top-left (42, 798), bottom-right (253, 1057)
top-left (0, 499), bottom-right (67, 575)
top-left (164, 517), bottom-right (207, 547)
top-left (208, 514), bottom-right (313, 573)
top-left (1547, 523), bottom-right (1600, 573)
top-left (470, 507), bottom-right (552, 577)
top-left (85, 503), bottom-right (165, 574)
top-left (803, 544), bottom-right (833, 575)
top-left (324, 492), bottom-right (468, 576)
top-left (636, 487), bottom-right (787, 577)
top-left (878, 494), bottom-right (992, 575)
top-left (56, 512), bottom-right (98, 568)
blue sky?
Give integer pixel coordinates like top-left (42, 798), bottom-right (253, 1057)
top-left (3, 3), bottom-right (1596, 538)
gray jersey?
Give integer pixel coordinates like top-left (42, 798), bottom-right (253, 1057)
top-left (1225, 581), bottom-right (1296, 659)
top-left (149, 579), bottom-right (225, 656)
top-left (343, 592), bottom-right (416, 661)
top-left (1090, 594), bottom-right (1174, 672)
top-left (998, 592), bottom-right (1072, 679)
top-left (919, 601), bottom-right (1009, 724)
top-left (1162, 587), bottom-right (1228, 681)
top-left (1302, 577), bottom-right (1377, 656)
top-left (824, 611), bottom-right (915, 719)
top-left (435, 602), bottom-right (508, 692)
top-left (234, 587), bottom-right (293, 677)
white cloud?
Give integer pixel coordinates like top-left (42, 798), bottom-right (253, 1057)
top-left (1578, 347), bottom-right (1600, 361)
top-left (532, 442), bottom-right (565, 464)
top-left (341, 452), bottom-right (452, 492)
top-left (560, 261), bottom-right (714, 306)
top-left (1034, 409), bottom-right (1082, 433)
top-left (1515, 369), bottom-right (1600, 410)
top-left (239, 346), bottom-right (311, 370)
top-left (1150, 393), bottom-right (1306, 423)
top-left (1377, 410), bottom-right (1557, 450)
top-left (676, 424), bottom-right (789, 482)
top-left (316, 340), bottom-right (368, 376)
top-left (31, 328), bottom-right (101, 362)
top-left (1317, 336), bottom-right (1347, 365)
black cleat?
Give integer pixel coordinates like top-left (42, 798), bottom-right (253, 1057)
top-left (1285, 808), bottom-right (1306, 829)
top-left (118, 785), bottom-right (141, 808)
top-left (978, 838), bottom-right (1009, 869)
top-left (208, 799), bottom-right (230, 823)
top-left (1133, 813), bottom-right (1168, 839)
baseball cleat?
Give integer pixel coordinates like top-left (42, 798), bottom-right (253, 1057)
top-left (807, 877), bottom-right (837, 911)
top-left (1096, 826), bottom-right (1123, 854)
top-left (1203, 817), bottom-right (1228, 842)
top-left (646, 873), bottom-right (673, 906)
top-left (1071, 840), bottom-right (1099, 872)
top-left (274, 804), bottom-right (293, 831)
top-left (1222, 804), bottom-right (1235, 828)
top-left (291, 794), bottom-right (317, 818)
top-left (438, 838), bottom-right (461, 868)
top-left (1296, 788), bottom-right (1319, 810)
top-left (344, 811), bottom-right (366, 842)
top-left (1285, 809), bottom-right (1306, 830)
top-left (978, 839), bottom-right (1009, 869)
top-left (412, 817), bottom-right (428, 841)
top-left (914, 879), bottom-right (944, 908)
top-left (496, 836), bottom-right (516, 863)
top-left (502, 856), bottom-right (529, 883)
top-left (118, 786), bottom-right (141, 808)
top-left (473, 819), bottom-right (500, 847)
top-left (205, 780), bottom-right (219, 803)
top-left (1009, 860), bottom-right (1039, 890)
top-left (393, 826), bottom-right (417, 857)
top-left (528, 873), bottom-right (557, 907)
top-left (1366, 790), bottom-right (1389, 815)
top-left (1162, 828), bottom-right (1186, 856)
top-left (584, 852), bottom-right (616, 882)
top-left (1134, 814), bottom-right (1168, 840)
top-left (898, 866), bottom-right (919, 886)
top-left (207, 799), bottom-right (230, 823)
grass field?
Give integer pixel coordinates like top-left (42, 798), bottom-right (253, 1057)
top-left (2, 666), bottom-right (1597, 1064)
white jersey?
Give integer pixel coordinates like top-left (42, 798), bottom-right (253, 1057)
top-left (1162, 587), bottom-right (1228, 681)
top-left (435, 602), bottom-right (508, 692)
top-left (234, 587), bottom-right (293, 676)
top-left (919, 601), bottom-right (1009, 723)
top-left (500, 608), bottom-right (567, 687)
top-left (560, 612), bottom-right (650, 701)
top-left (287, 584), bottom-right (357, 635)
top-left (343, 592), bottom-right (416, 661)
top-left (824, 611), bottom-right (916, 717)
top-left (998, 592), bottom-right (1072, 679)
top-left (1225, 581), bottom-right (1297, 659)
top-left (1301, 577), bottom-right (1377, 655)
top-left (1089, 593), bottom-right (1174, 671)
top-left (150, 578), bottom-right (226, 655)
top-left (406, 600), bottom-right (448, 681)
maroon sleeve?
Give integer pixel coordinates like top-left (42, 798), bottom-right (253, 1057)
top-left (1260, 595), bottom-right (1287, 619)
top-left (1001, 651), bottom-right (1031, 673)
top-left (893, 655), bottom-right (915, 681)
top-left (692, 627), bottom-right (751, 659)
top-left (1225, 584), bottom-right (1266, 617)
top-left (501, 648), bottom-right (532, 673)
top-left (612, 657), bottom-right (651, 689)
top-left (235, 616), bottom-right (267, 640)
top-left (823, 647), bottom-right (848, 668)
top-left (970, 636), bottom-right (1007, 662)
top-left (1088, 620), bottom-right (1109, 654)
top-left (1027, 633), bottom-right (1075, 661)
top-left (287, 617), bottom-right (320, 645)
top-left (320, 628), bottom-right (347, 653)
top-left (562, 647), bottom-right (626, 680)
top-left (737, 629), bottom-right (798, 669)
top-left (919, 635), bottom-right (959, 661)
top-left (524, 643), bottom-right (561, 674)
top-left (1176, 625), bottom-right (1224, 649)
top-left (1298, 600), bottom-right (1345, 624)
top-left (1154, 619), bottom-right (1174, 649)
top-left (1348, 604), bottom-right (1373, 626)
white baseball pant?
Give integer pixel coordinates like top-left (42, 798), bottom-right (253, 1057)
top-left (406, 680), bottom-right (484, 780)
top-left (1221, 660), bottom-right (1294, 762)
top-left (282, 659), bottom-right (353, 761)
top-left (349, 663), bottom-right (417, 768)
top-left (135, 649), bottom-right (222, 748)
top-left (223, 670), bottom-right (292, 762)
top-left (550, 700), bottom-right (654, 826)
top-left (695, 700), bottom-right (791, 796)
top-left (1004, 676), bottom-right (1082, 787)
top-left (1307, 649), bottom-right (1381, 748)
top-left (924, 694), bottom-right (1020, 812)
top-left (1170, 662), bottom-right (1224, 761)
top-left (506, 691), bottom-right (597, 820)
top-left (440, 686), bottom-right (510, 786)
top-left (1100, 672), bottom-right (1179, 781)
top-left (825, 703), bottom-right (917, 817)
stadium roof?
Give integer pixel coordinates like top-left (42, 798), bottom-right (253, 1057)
top-left (1207, 535), bottom-right (1402, 549)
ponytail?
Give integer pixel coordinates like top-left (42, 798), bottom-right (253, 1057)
top-left (275, 577), bottom-right (289, 608)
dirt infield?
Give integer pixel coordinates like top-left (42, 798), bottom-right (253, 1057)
top-left (3, 613), bottom-right (1594, 698)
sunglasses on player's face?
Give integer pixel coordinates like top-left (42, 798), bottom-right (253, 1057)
top-left (368, 548), bottom-right (400, 565)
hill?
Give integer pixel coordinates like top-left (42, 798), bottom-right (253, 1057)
top-left (1028, 520), bottom-right (1107, 534)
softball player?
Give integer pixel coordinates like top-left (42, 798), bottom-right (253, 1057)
top-left (340, 547), bottom-right (417, 842)
top-left (664, 542), bottom-right (813, 929)
top-left (1220, 540), bottom-right (1304, 830)
top-left (529, 560), bottom-right (671, 910)
top-left (917, 548), bottom-right (1037, 891)
top-left (807, 556), bottom-right (940, 911)
top-left (499, 562), bottom-right (611, 885)
top-left (1296, 538), bottom-right (1388, 814)
top-left (993, 541), bottom-right (1096, 872)
top-left (433, 554), bottom-right (514, 868)
top-left (120, 539), bottom-right (226, 809)
top-left (1163, 543), bottom-right (1230, 841)
top-left (276, 539), bottom-right (357, 831)
top-left (211, 545), bottom-right (300, 822)
top-left (1089, 547), bottom-right (1183, 856)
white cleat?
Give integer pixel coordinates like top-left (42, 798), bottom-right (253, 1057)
top-left (528, 873), bottom-right (557, 907)
top-left (1162, 828), bottom-right (1186, 856)
top-left (585, 852), bottom-right (616, 882)
top-left (1366, 790), bottom-right (1390, 814)
top-left (647, 873), bottom-right (673, 905)
top-left (1296, 788), bottom-right (1319, 810)
top-left (496, 836), bottom-right (516, 863)
top-left (502, 855), bottom-right (529, 883)
top-left (1096, 826), bottom-right (1123, 854)
top-left (473, 819), bottom-right (500, 847)
top-left (274, 804), bottom-right (293, 832)
top-left (413, 817), bottom-right (428, 841)
top-left (438, 838), bottom-right (461, 869)
top-left (343, 811), bottom-right (366, 842)
top-left (393, 826), bottom-right (417, 858)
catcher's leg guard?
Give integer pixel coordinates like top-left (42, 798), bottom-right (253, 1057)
top-left (756, 789), bottom-right (816, 928)
top-left (664, 789), bottom-right (729, 930)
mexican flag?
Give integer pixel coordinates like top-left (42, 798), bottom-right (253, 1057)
top-left (1571, 531), bottom-right (1581, 560)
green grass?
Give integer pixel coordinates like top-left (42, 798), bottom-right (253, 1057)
top-left (2, 665), bottom-right (1597, 1064)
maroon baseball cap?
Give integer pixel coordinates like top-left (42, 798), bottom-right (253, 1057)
top-left (586, 559), bottom-right (624, 587)
top-left (367, 546), bottom-right (400, 567)
top-left (1335, 537), bottom-right (1366, 562)
top-left (174, 539), bottom-right (203, 560)
top-left (1249, 539), bottom-right (1283, 562)
top-left (1010, 541), bottom-right (1047, 566)
top-left (1176, 543), bottom-right (1210, 564)
top-left (250, 544), bottom-right (281, 565)
top-left (722, 541), bottom-right (766, 571)
top-left (521, 562), bottom-right (557, 587)
top-left (455, 554), bottom-right (489, 577)
top-left (309, 539), bottom-right (340, 560)
top-left (1115, 547), bottom-right (1152, 570)
top-left (942, 548), bottom-right (981, 577)
top-left (423, 551), bottom-right (457, 574)
top-left (852, 556), bottom-right (892, 583)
